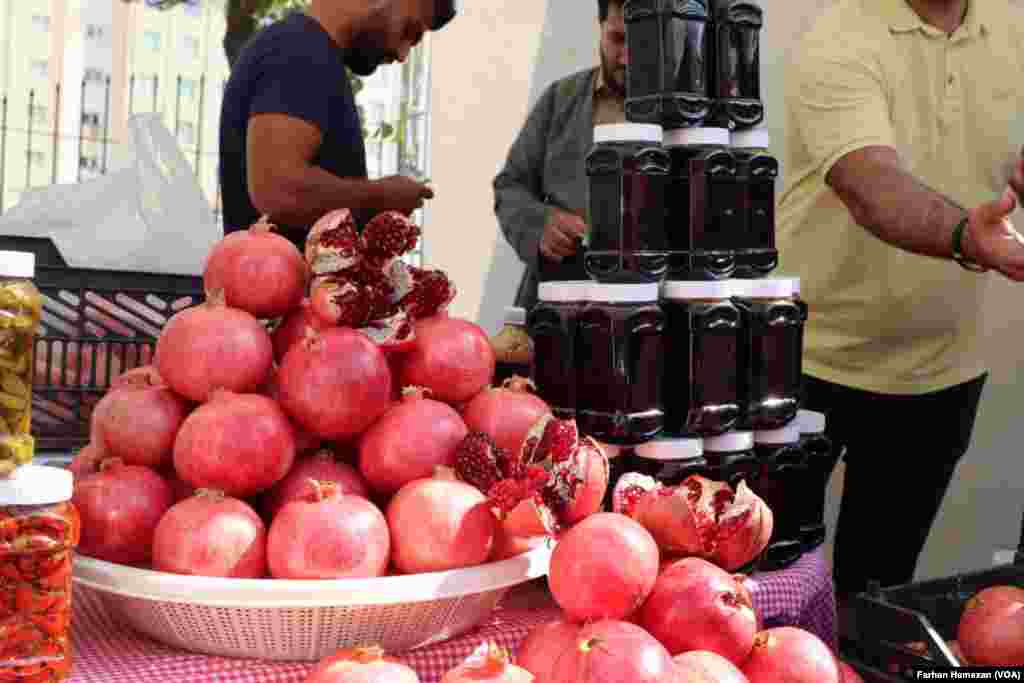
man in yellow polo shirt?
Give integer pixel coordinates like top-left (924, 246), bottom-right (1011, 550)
top-left (779, 0), bottom-right (1024, 601)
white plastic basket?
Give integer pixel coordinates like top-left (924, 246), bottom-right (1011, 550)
top-left (72, 544), bottom-right (552, 661)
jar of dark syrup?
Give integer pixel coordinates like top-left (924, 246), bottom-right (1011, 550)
top-left (528, 281), bottom-right (590, 420)
top-left (796, 410), bottom-right (836, 553)
top-left (663, 127), bottom-right (735, 280)
top-left (585, 124), bottom-right (670, 283)
top-left (753, 423), bottom-right (805, 571)
top-left (733, 278), bottom-right (804, 430)
top-left (661, 280), bottom-right (741, 437)
top-left (629, 437), bottom-right (706, 486)
top-left (624, 0), bottom-right (713, 129)
top-left (709, 0), bottom-right (764, 130)
top-left (700, 430), bottom-right (756, 490)
top-left (576, 283), bottom-right (665, 445)
top-left (730, 126), bottom-right (778, 278)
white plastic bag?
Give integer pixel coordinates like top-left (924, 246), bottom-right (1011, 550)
top-left (0, 114), bottom-right (219, 276)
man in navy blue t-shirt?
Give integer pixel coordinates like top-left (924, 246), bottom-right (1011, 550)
top-left (219, 0), bottom-right (456, 248)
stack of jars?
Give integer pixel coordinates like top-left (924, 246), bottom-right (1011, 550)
top-left (527, 0), bottom-right (837, 570)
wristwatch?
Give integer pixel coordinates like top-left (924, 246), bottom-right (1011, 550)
top-left (952, 214), bottom-right (988, 272)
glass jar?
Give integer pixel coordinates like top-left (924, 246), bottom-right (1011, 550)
top-left (0, 252), bottom-right (40, 477)
top-left (529, 282), bottom-right (590, 420)
top-left (576, 283), bottom-right (665, 445)
top-left (752, 423), bottom-right (805, 571)
top-left (491, 306), bottom-right (533, 386)
top-left (628, 436), bottom-right (706, 487)
top-left (0, 465), bottom-right (79, 682)
top-left (796, 410), bottom-right (836, 553)
top-left (585, 124), bottom-right (670, 283)
top-left (700, 430), bottom-right (756, 490)
top-left (663, 127), bottom-right (735, 280)
top-left (730, 127), bottom-right (778, 278)
top-left (661, 280), bottom-right (741, 437)
top-left (733, 277), bottom-right (805, 430)
top-left (624, 0), bottom-right (712, 129)
top-left (709, 0), bottom-right (764, 130)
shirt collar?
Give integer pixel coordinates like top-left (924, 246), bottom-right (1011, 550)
top-left (882, 0), bottom-right (988, 39)
top-left (594, 67), bottom-right (607, 95)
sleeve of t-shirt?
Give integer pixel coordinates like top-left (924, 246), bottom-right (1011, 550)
top-left (789, 39), bottom-right (895, 181)
top-left (248, 49), bottom-right (333, 135)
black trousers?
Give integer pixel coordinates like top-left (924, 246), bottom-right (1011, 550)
top-left (801, 373), bottom-right (988, 599)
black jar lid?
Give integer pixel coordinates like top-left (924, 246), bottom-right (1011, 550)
top-left (664, 126), bottom-right (729, 148)
top-left (594, 122), bottom-right (664, 145)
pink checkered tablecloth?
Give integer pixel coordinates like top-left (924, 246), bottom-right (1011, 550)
top-left (68, 547), bottom-right (835, 683)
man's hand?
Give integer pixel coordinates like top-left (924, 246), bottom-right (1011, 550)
top-left (372, 175), bottom-right (434, 215)
top-left (540, 208), bottom-right (587, 262)
top-left (963, 172), bottom-right (1024, 281)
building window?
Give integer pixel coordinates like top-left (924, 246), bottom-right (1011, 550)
top-left (143, 31), bottom-right (162, 51)
top-left (30, 60), bottom-right (48, 79)
top-left (30, 105), bottom-right (48, 125)
top-left (85, 24), bottom-right (106, 40)
top-left (179, 78), bottom-right (198, 99)
top-left (178, 122), bottom-right (195, 145)
top-left (32, 14), bottom-right (50, 31)
top-left (181, 35), bottom-right (200, 59)
top-left (84, 68), bottom-right (107, 83)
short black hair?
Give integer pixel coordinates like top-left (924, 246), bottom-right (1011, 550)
top-left (597, 0), bottom-right (625, 22)
top-left (432, 0), bottom-right (456, 30)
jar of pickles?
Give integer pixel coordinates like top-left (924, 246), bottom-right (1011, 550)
top-left (0, 252), bottom-right (40, 477)
top-left (0, 465), bottom-right (79, 682)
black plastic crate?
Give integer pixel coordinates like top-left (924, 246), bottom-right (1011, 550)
top-left (1, 236), bottom-right (204, 452)
top-left (840, 559), bottom-right (1024, 681)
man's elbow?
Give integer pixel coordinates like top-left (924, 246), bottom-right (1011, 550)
top-left (249, 171), bottom-right (301, 220)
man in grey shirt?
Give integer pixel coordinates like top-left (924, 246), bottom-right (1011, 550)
top-left (493, 0), bottom-right (628, 308)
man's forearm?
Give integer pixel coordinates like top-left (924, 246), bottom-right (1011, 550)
top-left (828, 151), bottom-right (965, 260)
top-left (254, 166), bottom-right (388, 227)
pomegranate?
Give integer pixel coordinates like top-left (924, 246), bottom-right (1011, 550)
top-left (110, 364), bottom-right (163, 391)
top-left (442, 642), bottom-right (532, 683)
top-left (305, 209), bottom-right (362, 275)
top-left (261, 366), bottom-right (321, 453)
top-left (516, 619), bottom-right (582, 683)
top-left (362, 211), bottom-right (422, 264)
top-left (204, 216), bottom-right (307, 319)
top-left (304, 646), bottom-right (420, 683)
top-left (615, 473), bottom-right (773, 571)
top-left (489, 522), bottom-right (547, 562)
top-left (549, 620), bottom-right (676, 683)
top-left (163, 468), bottom-right (196, 503)
top-left (72, 459), bottom-right (173, 564)
top-left (674, 651), bottom-right (749, 683)
top-left (548, 512), bottom-right (659, 622)
top-left (152, 489), bottom-right (267, 578)
top-left (461, 377), bottom-right (551, 457)
top-left (399, 266), bottom-right (456, 321)
top-left (268, 480), bottom-right (390, 579)
top-left (263, 448), bottom-right (369, 519)
top-left (399, 316), bottom-right (495, 404)
top-left (277, 327), bottom-right (393, 440)
top-left (957, 588), bottom-right (1024, 666)
top-left (155, 289), bottom-right (273, 402)
top-left (386, 478), bottom-right (496, 574)
top-left (91, 369), bottom-right (190, 468)
top-left (173, 391), bottom-right (295, 498)
top-left (640, 557), bottom-right (758, 663)
top-left (311, 275), bottom-right (373, 328)
top-left (69, 442), bottom-right (105, 480)
top-left (741, 627), bottom-right (841, 683)
top-left (358, 388), bottom-right (469, 496)
top-left (273, 299), bottom-right (324, 362)
top-left (837, 660), bottom-right (864, 683)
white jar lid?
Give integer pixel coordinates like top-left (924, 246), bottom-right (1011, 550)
top-left (730, 277), bottom-right (796, 299)
top-left (664, 127), bottom-right (730, 147)
top-left (792, 277), bottom-right (802, 295)
top-left (594, 123), bottom-right (663, 144)
top-left (594, 440), bottom-right (623, 459)
top-left (587, 282), bottom-right (660, 303)
top-left (0, 465), bottom-right (73, 506)
top-left (730, 126), bottom-right (771, 150)
top-left (538, 281), bottom-right (590, 303)
top-left (662, 279), bottom-right (735, 300)
top-left (635, 437), bottom-right (704, 461)
top-left (796, 410), bottom-right (826, 435)
top-left (503, 306), bottom-right (527, 326)
top-left (0, 251), bottom-right (35, 279)
top-left (704, 431), bottom-right (754, 452)
top-left (754, 423), bottom-right (802, 445)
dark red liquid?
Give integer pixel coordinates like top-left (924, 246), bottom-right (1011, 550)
top-left (586, 142), bottom-right (670, 283)
top-left (752, 442), bottom-right (807, 570)
top-left (709, 0), bottom-right (764, 129)
top-left (662, 298), bottom-right (742, 436)
top-left (735, 297), bottom-right (804, 430)
top-left (528, 300), bottom-right (583, 419)
top-left (576, 300), bottom-right (665, 444)
top-left (799, 432), bottom-right (837, 552)
top-left (665, 145), bottom-right (736, 280)
top-left (733, 151), bottom-right (779, 278)
top-left (699, 450), bottom-right (758, 491)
